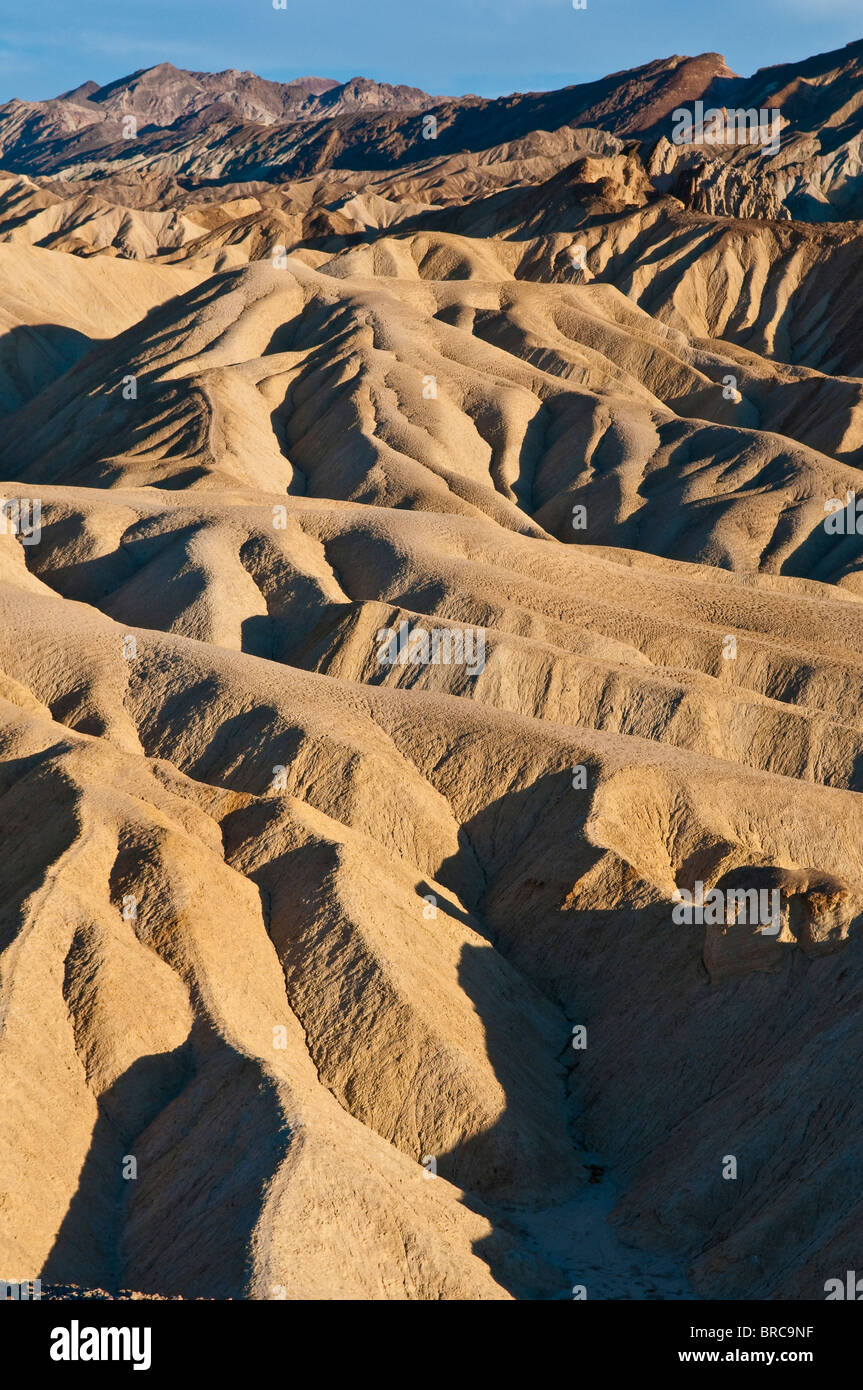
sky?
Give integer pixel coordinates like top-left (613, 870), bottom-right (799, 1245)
top-left (0, 0), bottom-right (860, 103)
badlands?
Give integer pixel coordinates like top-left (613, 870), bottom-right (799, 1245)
top-left (1, 40), bottom-right (863, 1300)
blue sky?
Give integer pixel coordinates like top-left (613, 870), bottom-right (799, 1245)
top-left (0, 0), bottom-right (860, 102)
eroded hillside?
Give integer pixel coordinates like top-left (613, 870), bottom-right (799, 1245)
top-left (1, 46), bottom-right (862, 1301)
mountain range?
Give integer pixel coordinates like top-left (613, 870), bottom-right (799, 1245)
top-left (2, 42), bottom-right (863, 220)
top-left (1, 39), bottom-right (863, 1302)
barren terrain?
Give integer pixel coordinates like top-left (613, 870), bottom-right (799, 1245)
top-left (2, 44), bottom-right (863, 1300)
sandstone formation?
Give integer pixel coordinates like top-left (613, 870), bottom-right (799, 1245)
top-left (1, 42), bottom-right (862, 1301)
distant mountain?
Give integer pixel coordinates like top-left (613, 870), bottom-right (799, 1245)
top-left (0, 62), bottom-right (440, 178)
top-left (76, 64), bottom-right (333, 124)
top-left (1, 41), bottom-right (863, 221)
top-left (71, 63), bottom-right (433, 125)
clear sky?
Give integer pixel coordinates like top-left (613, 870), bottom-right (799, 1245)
top-left (0, 0), bottom-right (860, 103)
